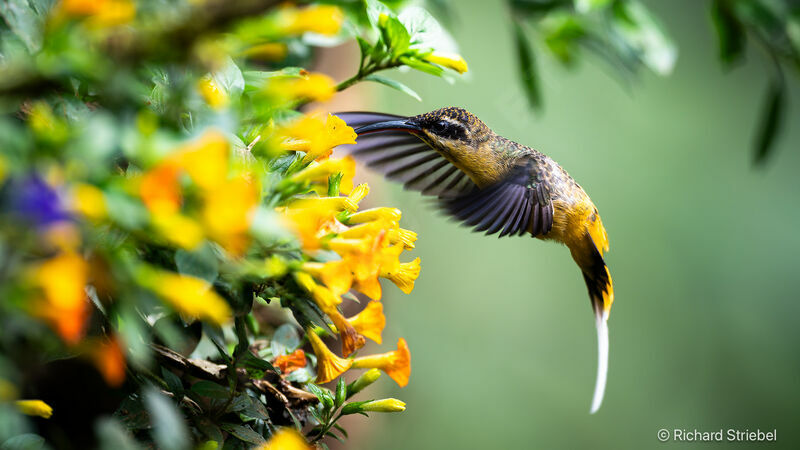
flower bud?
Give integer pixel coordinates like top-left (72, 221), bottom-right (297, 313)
top-left (347, 368), bottom-right (381, 397)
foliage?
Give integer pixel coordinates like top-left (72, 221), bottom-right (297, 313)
top-left (507, 0), bottom-right (800, 163)
top-left (0, 1), bottom-right (466, 448)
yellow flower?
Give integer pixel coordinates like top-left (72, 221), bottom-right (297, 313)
top-left (352, 338), bottom-right (411, 387)
top-left (380, 257), bottom-right (421, 294)
top-left (277, 5), bottom-right (344, 36)
top-left (359, 398), bottom-right (406, 412)
top-left (151, 212), bottom-right (205, 250)
top-left (29, 252), bottom-right (89, 345)
top-left (197, 76), bottom-right (229, 110)
top-left (307, 328), bottom-right (352, 384)
top-left (243, 42), bottom-right (289, 61)
top-left (267, 73), bottom-right (337, 105)
top-left (347, 183), bottom-right (369, 204)
top-left (386, 227), bottom-right (417, 249)
top-left (301, 261), bottom-right (352, 297)
top-left (175, 131), bottom-right (229, 190)
top-left (255, 428), bottom-right (310, 450)
top-left (273, 349), bottom-right (307, 375)
top-left (289, 156), bottom-right (355, 194)
top-left (279, 113), bottom-right (356, 162)
top-left (57, 0), bottom-right (136, 27)
top-left (424, 51), bottom-right (469, 74)
top-left (347, 301), bottom-right (385, 344)
top-left (15, 400), bottom-right (53, 419)
top-left (282, 200), bottom-right (339, 251)
top-left (143, 269), bottom-right (232, 326)
top-left (70, 183), bottom-right (107, 221)
top-left (202, 176), bottom-right (258, 255)
top-left (347, 207), bottom-right (402, 224)
top-left (295, 273), bottom-right (364, 356)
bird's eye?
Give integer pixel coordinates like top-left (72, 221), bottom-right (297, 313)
top-left (432, 120), bottom-right (450, 134)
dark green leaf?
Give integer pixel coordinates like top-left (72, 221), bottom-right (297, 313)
top-left (512, 21), bottom-right (541, 110)
top-left (364, 74), bottom-right (422, 101)
top-left (219, 424), bottom-right (265, 445)
top-left (325, 430), bottom-right (346, 443)
top-left (611, 1), bottom-right (677, 75)
top-left (332, 423), bottom-right (349, 439)
top-left (711, 0), bottom-right (746, 66)
top-left (161, 368), bottom-right (184, 398)
top-left (174, 245), bottom-right (219, 283)
top-left (753, 79), bottom-right (785, 165)
top-left (191, 381), bottom-right (232, 400)
top-left (381, 15), bottom-right (411, 56)
top-left (238, 350), bottom-right (277, 374)
top-left (202, 323), bottom-right (231, 362)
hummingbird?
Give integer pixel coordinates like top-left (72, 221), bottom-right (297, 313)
top-left (336, 107), bottom-right (614, 413)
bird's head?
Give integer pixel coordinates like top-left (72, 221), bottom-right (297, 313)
top-left (354, 107), bottom-right (493, 156)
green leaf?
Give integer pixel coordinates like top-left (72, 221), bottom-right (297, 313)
top-left (381, 14), bottom-right (411, 56)
top-left (212, 57), bottom-right (245, 101)
top-left (219, 424), bottom-right (265, 445)
top-left (0, 434), bottom-right (47, 450)
top-left (711, 0), bottom-right (746, 66)
top-left (161, 368), bottom-right (184, 399)
top-left (191, 381), bottom-right (232, 400)
top-left (202, 323), bottom-right (230, 362)
top-left (611, 0), bottom-right (677, 75)
top-left (399, 6), bottom-right (459, 54)
top-left (0, 0), bottom-right (46, 53)
top-left (512, 21), bottom-right (541, 110)
top-left (575, 0), bottom-right (612, 13)
top-left (144, 388), bottom-right (189, 450)
top-left (335, 377), bottom-right (347, 408)
top-left (753, 79), bottom-right (785, 165)
top-left (96, 418), bottom-right (143, 450)
top-left (305, 383), bottom-right (333, 409)
top-left (175, 244), bottom-right (219, 284)
top-left (364, 74), bottom-right (421, 101)
top-left (340, 401), bottom-right (369, 416)
top-left (270, 323), bottom-right (301, 357)
top-left (237, 350), bottom-right (278, 374)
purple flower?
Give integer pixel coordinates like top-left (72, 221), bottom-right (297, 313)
top-left (8, 175), bottom-right (71, 227)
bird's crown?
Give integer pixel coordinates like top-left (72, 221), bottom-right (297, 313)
top-left (411, 107), bottom-right (491, 141)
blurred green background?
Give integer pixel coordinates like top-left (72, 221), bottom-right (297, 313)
top-left (347, 0), bottom-right (800, 448)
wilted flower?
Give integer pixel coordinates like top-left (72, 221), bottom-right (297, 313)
top-left (424, 51), bottom-right (469, 74)
top-left (295, 273), bottom-right (364, 356)
top-left (352, 338), bottom-right (411, 387)
top-left (15, 400), bottom-right (53, 419)
top-left (306, 328), bottom-right (352, 384)
top-left (347, 301), bottom-right (385, 344)
top-left (273, 349), bottom-right (307, 375)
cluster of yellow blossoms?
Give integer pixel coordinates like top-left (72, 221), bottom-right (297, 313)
top-left (277, 113), bottom-right (418, 387)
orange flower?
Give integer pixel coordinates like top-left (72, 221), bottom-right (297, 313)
top-left (306, 329), bottom-right (352, 384)
top-left (347, 301), bottom-right (385, 344)
top-left (351, 338), bottom-right (411, 387)
top-left (88, 336), bottom-right (126, 387)
top-left (273, 349), bottom-right (307, 374)
top-left (175, 131), bottom-right (229, 190)
top-left (301, 260), bottom-right (352, 297)
top-left (139, 161), bottom-right (181, 214)
top-left (29, 252), bottom-right (89, 344)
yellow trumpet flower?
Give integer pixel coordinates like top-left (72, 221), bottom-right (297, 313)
top-left (352, 338), bottom-right (411, 387)
top-left (15, 400), bottom-right (53, 419)
top-left (347, 301), bottom-right (385, 344)
top-left (307, 329), bottom-right (352, 384)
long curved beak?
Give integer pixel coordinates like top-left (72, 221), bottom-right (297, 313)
top-left (355, 119), bottom-right (421, 135)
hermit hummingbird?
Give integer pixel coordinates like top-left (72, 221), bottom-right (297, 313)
top-left (336, 107), bottom-right (614, 413)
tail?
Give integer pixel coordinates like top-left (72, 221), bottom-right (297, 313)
top-left (571, 227), bottom-right (614, 414)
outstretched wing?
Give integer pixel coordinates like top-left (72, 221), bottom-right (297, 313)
top-left (335, 112), bottom-right (553, 238)
top-left (439, 162), bottom-right (553, 238)
top-left (335, 112), bottom-right (477, 198)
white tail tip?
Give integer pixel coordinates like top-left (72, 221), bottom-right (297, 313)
top-left (590, 310), bottom-right (609, 414)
